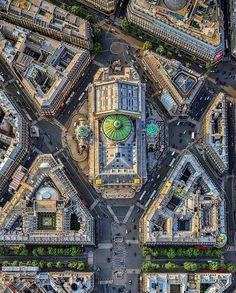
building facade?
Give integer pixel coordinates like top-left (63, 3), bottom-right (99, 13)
top-left (230, 0), bottom-right (236, 57)
top-left (88, 66), bottom-right (147, 198)
top-left (127, 0), bottom-right (225, 63)
top-left (143, 272), bottom-right (232, 293)
top-left (0, 21), bottom-right (91, 116)
top-left (0, 266), bottom-right (94, 292)
top-left (202, 93), bottom-right (228, 174)
top-left (140, 151), bottom-right (226, 247)
top-left (142, 51), bottom-right (206, 114)
top-left (0, 90), bottom-right (28, 193)
top-left (0, 0), bottom-right (92, 49)
top-left (82, 0), bottom-right (118, 14)
top-left (0, 154), bottom-right (95, 245)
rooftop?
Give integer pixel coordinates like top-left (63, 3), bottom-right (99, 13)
top-left (0, 0), bottom-right (91, 41)
top-left (143, 272), bottom-right (232, 293)
top-left (0, 266), bottom-right (94, 293)
top-left (0, 154), bottom-right (94, 245)
top-left (141, 151), bottom-right (226, 247)
top-left (203, 92), bottom-right (228, 173)
top-left (0, 21), bottom-right (89, 111)
top-left (142, 51), bottom-right (206, 112)
top-left (130, 0), bottom-right (222, 46)
top-left (0, 90), bottom-right (28, 189)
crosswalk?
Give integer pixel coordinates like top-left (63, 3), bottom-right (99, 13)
top-left (107, 205), bottom-right (119, 223)
top-left (123, 206), bottom-right (134, 224)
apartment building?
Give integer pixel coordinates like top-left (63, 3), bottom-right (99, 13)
top-left (0, 0), bottom-right (92, 49)
top-left (127, 0), bottom-right (225, 63)
top-left (0, 90), bottom-right (28, 193)
top-left (88, 66), bottom-right (147, 198)
top-left (0, 154), bottom-right (95, 245)
top-left (0, 266), bottom-right (94, 293)
top-left (142, 50), bottom-right (206, 114)
top-left (143, 272), bottom-right (232, 293)
top-left (140, 151), bottom-right (226, 247)
top-left (203, 93), bottom-right (228, 174)
top-left (0, 21), bottom-right (91, 116)
top-left (82, 0), bottom-right (118, 14)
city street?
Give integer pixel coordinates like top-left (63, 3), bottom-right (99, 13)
top-left (0, 1), bottom-right (236, 292)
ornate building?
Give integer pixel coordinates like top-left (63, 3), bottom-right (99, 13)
top-left (88, 66), bottom-right (147, 198)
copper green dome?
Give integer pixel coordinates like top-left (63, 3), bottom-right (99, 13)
top-left (102, 114), bottom-right (132, 142)
top-left (75, 125), bottom-right (89, 138)
top-left (146, 123), bottom-right (159, 137)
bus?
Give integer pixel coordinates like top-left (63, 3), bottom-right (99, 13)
top-left (79, 92), bottom-right (85, 101)
top-left (150, 189), bottom-right (156, 199)
top-left (145, 197), bottom-right (152, 208)
top-left (139, 190), bottom-right (147, 201)
top-left (23, 110), bottom-right (32, 122)
top-left (169, 158), bottom-right (176, 167)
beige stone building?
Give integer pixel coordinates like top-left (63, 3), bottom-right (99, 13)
top-left (88, 66), bottom-right (147, 198)
top-left (0, 21), bottom-right (91, 116)
top-left (143, 272), bottom-right (232, 293)
top-left (83, 0), bottom-right (118, 14)
top-left (0, 90), bottom-right (28, 193)
top-left (142, 51), bottom-right (206, 114)
top-left (127, 0), bottom-right (225, 62)
top-left (202, 93), bottom-right (228, 174)
top-left (140, 151), bottom-right (226, 247)
top-left (0, 0), bottom-right (92, 49)
top-left (0, 266), bottom-right (94, 292)
top-left (0, 154), bottom-right (95, 245)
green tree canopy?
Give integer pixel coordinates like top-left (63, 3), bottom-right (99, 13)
top-left (156, 46), bottom-right (165, 55)
top-left (93, 43), bottom-right (102, 55)
top-left (143, 41), bottom-right (152, 51)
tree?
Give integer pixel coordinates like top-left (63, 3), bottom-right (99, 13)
top-left (185, 62), bottom-right (192, 69)
top-left (70, 5), bottom-right (81, 16)
top-left (11, 260), bottom-right (19, 266)
top-left (0, 246), bottom-right (10, 256)
top-left (143, 41), bottom-right (152, 51)
top-left (184, 262), bottom-right (198, 271)
top-left (166, 51), bottom-right (173, 59)
top-left (156, 46), bottom-right (165, 56)
top-left (164, 262), bottom-right (176, 270)
top-left (225, 263), bottom-right (236, 272)
top-left (205, 62), bottom-right (214, 71)
top-left (77, 261), bottom-right (86, 271)
top-left (166, 248), bottom-right (176, 259)
top-left (15, 247), bottom-right (28, 256)
top-left (191, 56), bottom-right (197, 62)
top-left (32, 247), bottom-right (45, 257)
top-left (46, 262), bottom-right (53, 269)
top-left (121, 19), bottom-right (131, 32)
top-left (93, 27), bottom-right (102, 42)
top-left (93, 43), bottom-right (102, 55)
top-left (213, 249), bottom-right (222, 258)
top-left (174, 47), bottom-right (181, 55)
top-left (56, 261), bottom-right (63, 269)
top-left (209, 261), bottom-right (218, 271)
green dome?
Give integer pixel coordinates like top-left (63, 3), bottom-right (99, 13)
top-left (102, 114), bottom-right (132, 142)
top-left (75, 125), bottom-right (89, 138)
top-left (146, 123), bottom-right (159, 137)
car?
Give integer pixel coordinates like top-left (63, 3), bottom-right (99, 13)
top-left (133, 225), bottom-right (137, 230)
top-left (136, 208), bottom-right (140, 213)
top-left (107, 258), bottom-right (111, 263)
top-left (156, 174), bottom-right (160, 179)
top-left (131, 218), bottom-right (135, 223)
top-left (134, 252), bottom-right (137, 256)
top-left (17, 90), bottom-right (20, 95)
top-left (128, 280), bottom-right (132, 285)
